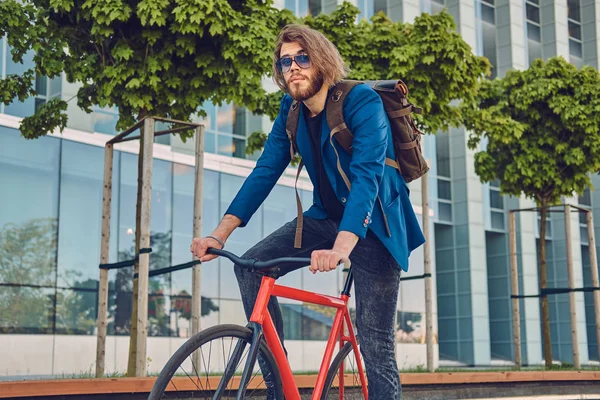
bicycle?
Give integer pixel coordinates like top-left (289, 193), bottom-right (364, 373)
top-left (148, 247), bottom-right (368, 399)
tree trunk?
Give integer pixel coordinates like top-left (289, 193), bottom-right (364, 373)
top-left (539, 202), bottom-right (553, 369)
top-left (127, 116), bottom-right (147, 377)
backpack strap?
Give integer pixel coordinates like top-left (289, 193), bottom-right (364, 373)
top-left (326, 80), bottom-right (363, 153)
top-left (286, 100), bottom-right (301, 158)
top-left (285, 100), bottom-right (305, 248)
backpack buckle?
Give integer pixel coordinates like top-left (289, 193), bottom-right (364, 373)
top-left (331, 90), bottom-right (343, 102)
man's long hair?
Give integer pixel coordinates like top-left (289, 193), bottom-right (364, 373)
top-left (273, 24), bottom-right (349, 92)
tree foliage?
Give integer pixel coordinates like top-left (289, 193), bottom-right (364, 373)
top-left (463, 56), bottom-right (600, 206)
top-left (247, 3), bottom-right (490, 154)
top-left (462, 55), bottom-right (600, 369)
top-left (0, 0), bottom-right (288, 139)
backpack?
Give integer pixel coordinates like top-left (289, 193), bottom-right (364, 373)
top-left (285, 79), bottom-right (429, 248)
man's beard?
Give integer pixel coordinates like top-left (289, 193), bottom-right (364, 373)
top-left (286, 72), bottom-right (324, 101)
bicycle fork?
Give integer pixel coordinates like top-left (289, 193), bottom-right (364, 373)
top-left (213, 322), bottom-right (264, 400)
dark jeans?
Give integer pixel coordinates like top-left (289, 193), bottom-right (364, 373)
top-left (234, 217), bottom-right (402, 399)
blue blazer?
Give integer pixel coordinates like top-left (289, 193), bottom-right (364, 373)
top-left (226, 84), bottom-right (425, 271)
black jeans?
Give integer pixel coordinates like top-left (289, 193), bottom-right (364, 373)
top-left (234, 217), bottom-right (402, 399)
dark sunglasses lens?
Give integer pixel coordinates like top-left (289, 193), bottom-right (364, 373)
top-left (279, 57), bottom-right (293, 73)
top-left (296, 54), bottom-right (310, 68)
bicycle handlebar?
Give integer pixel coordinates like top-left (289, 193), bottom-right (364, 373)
top-left (206, 248), bottom-right (312, 270)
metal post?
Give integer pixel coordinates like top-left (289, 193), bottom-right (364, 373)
top-left (564, 204), bottom-right (580, 369)
top-left (421, 171), bottom-right (434, 372)
top-left (586, 210), bottom-right (600, 361)
top-left (509, 211), bottom-right (522, 368)
top-left (136, 117), bottom-right (154, 376)
top-left (192, 125), bottom-right (205, 336)
top-left (95, 144), bottom-right (114, 378)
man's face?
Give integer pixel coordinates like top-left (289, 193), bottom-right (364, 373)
top-left (280, 42), bottom-right (323, 101)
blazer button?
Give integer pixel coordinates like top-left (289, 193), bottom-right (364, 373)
top-left (341, 197), bottom-right (347, 203)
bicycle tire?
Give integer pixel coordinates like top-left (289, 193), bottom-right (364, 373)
top-left (321, 342), bottom-right (367, 400)
top-left (148, 324), bottom-right (284, 399)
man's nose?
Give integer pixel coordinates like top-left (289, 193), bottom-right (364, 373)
top-left (289, 59), bottom-right (300, 72)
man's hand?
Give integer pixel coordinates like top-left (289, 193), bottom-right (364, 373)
top-left (310, 249), bottom-right (350, 274)
top-left (190, 236), bottom-right (224, 262)
top-left (190, 214), bottom-right (242, 262)
top-left (308, 230), bottom-right (359, 274)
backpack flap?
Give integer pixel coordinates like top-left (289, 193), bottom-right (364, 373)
top-left (371, 80), bottom-right (430, 183)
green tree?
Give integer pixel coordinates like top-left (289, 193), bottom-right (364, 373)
top-left (0, 0), bottom-right (287, 139)
top-left (248, 3), bottom-right (490, 154)
top-left (462, 56), bottom-right (600, 368)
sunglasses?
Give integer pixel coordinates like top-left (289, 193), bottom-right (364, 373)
top-left (276, 54), bottom-right (311, 73)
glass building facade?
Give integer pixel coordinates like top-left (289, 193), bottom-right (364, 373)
top-left (2, 0), bottom-right (600, 378)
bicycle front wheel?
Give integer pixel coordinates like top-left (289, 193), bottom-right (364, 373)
top-left (148, 324), bottom-right (284, 400)
top-left (321, 342), bottom-right (367, 399)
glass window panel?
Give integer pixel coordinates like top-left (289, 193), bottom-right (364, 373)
top-left (578, 188), bottom-right (591, 206)
top-left (491, 211), bottom-right (504, 230)
top-left (219, 173), bottom-right (263, 300)
top-left (50, 76), bottom-right (62, 98)
top-left (0, 127), bottom-right (59, 287)
top-left (263, 185), bottom-right (297, 236)
top-left (374, 0), bottom-right (387, 14)
top-left (481, 4), bottom-right (495, 24)
top-left (234, 106), bottom-right (246, 137)
top-left (526, 3), bottom-right (540, 23)
top-left (284, 0), bottom-right (296, 12)
top-left (216, 103), bottom-right (234, 134)
top-left (172, 167), bottom-right (220, 299)
top-left (570, 55), bottom-right (584, 69)
top-left (435, 134), bottom-right (451, 178)
top-left (204, 131), bottom-right (217, 154)
top-left (527, 0), bottom-right (539, 4)
top-left (580, 226), bottom-right (589, 244)
top-left (568, 0), bottom-right (581, 21)
top-left (0, 286), bottom-right (55, 333)
top-left (482, 0), bottom-right (494, 5)
top-left (438, 202), bottom-right (452, 222)
top-left (55, 288), bottom-right (97, 335)
top-left (527, 23), bottom-right (541, 42)
top-left (482, 21), bottom-right (498, 78)
top-left (93, 109), bottom-right (119, 135)
top-left (431, 1), bottom-right (446, 14)
top-left (308, 0), bottom-right (321, 16)
top-left (528, 39), bottom-right (543, 65)
top-left (35, 74), bottom-right (48, 96)
top-left (489, 189), bottom-right (503, 209)
top-left (569, 21), bottom-right (581, 40)
top-left (35, 97), bottom-right (46, 113)
top-left (217, 135), bottom-right (246, 158)
top-left (569, 39), bottom-right (583, 57)
top-left (147, 288), bottom-right (171, 336)
top-left (490, 179), bottom-right (500, 188)
top-left (438, 180), bottom-right (452, 200)
top-left (57, 141), bottom-right (107, 289)
top-left (200, 101), bottom-right (216, 130)
top-left (298, 0), bottom-right (309, 16)
top-left (4, 45), bottom-right (36, 117)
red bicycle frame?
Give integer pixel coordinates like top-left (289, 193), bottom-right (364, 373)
top-left (248, 275), bottom-right (368, 400)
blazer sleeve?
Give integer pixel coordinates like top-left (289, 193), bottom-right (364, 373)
top-left (338, 85), bottom-right (387, 238)
top-left (225, 95), bottom-right (293, 227)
